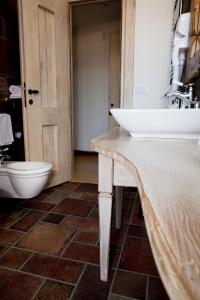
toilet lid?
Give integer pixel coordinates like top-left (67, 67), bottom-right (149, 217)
top-left (6, 161), bottom-right (52, 175)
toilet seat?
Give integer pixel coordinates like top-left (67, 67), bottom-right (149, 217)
top-left (6, 162), bottom-right (52, 176)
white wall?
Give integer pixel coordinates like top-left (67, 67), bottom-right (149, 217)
top-left (133, 0), bottom-right (174, 109)
top-left (73, 22), bottom-right (120, 151)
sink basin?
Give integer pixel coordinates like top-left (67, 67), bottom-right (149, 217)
top-left (110, 109), bottom-right (200, 139)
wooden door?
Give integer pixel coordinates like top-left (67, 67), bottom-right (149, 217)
top-left (108, 31), bottom-right (121, 130)
top-left (18, 0), bottom-right (72, 186)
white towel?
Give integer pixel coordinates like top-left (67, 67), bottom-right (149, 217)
top-left (9, 85), bottom-right (22, 99)
top-left (0, 114), bottom-right (14, 146)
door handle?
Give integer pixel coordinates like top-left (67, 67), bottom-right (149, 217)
top-left (28, 89), bottom-right (39, 95)
top-left (109, 103), bottom-right (114, 115)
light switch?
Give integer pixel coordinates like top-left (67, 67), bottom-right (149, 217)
top-left (135, 85), bottom-right (149, 95)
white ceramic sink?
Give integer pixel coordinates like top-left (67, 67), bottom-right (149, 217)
top-left (110, 109), bottom-right (200, 139)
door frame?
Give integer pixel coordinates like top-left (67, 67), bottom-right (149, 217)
top-left (69, 0), bottom-right (135, 180)
top-left (17, 0), bottom-right (135, 169)
top-left (69, 0), bottom-right (136, 109)
top-left (18, 0), bottom-right (30, 159)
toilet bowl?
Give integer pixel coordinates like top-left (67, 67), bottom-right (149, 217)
top-left (0, 161), bottom-right (52, 199)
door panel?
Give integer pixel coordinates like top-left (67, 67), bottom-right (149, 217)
top-left (19, 0), bottom-right (72, 186)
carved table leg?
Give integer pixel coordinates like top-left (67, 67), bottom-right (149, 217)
top-left (115, 186), bottom-right (123, 229)
top-left (98, 154), bottom-right (113, 281)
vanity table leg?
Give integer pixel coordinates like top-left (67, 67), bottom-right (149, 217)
top-left (115, 186), bottom-right (123, 229)
top-left (98, 154), bottom-right (113, 281)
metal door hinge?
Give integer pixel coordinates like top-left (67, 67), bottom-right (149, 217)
top-left (23, 82), bottom-right (27, 107)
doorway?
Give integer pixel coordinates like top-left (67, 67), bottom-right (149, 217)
top-left (71, 0), bottom-right (121, 183)
top-left (0, 0), bottom-right (25, 162)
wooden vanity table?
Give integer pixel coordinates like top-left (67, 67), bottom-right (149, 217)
top-left (91, 128), bottom-right (200, 300)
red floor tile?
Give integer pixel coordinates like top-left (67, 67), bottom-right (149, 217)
top-left (127, 224), bottom-right (148, 239)
top-left (82, 192), bottom-right (98, 202)
top-left (74, 230), bottom-right (99, 244)
top-left (63, 242), bottom-right (99, 264)
top-left (0, 248), bottom-right (32, 269)
top-left (34, 279), bottom-right (74, 300)
top-left (17, 223), bottom-right (75, 256)
top-left (0, 267), bottom-right (42, 300)
top-left (147, 276), bottom-right (169, 300)
top-left (112, 270), bottom-right (147, 299)
top-left (67, 192), bottom-right (84, 199)
top-left (71, 265), bottom-right (114, 300)
top-left (0, 216), bottom-right (18, 228)
top-left (23, 254), bottom-right (85, 284)
top-left (20, 200), bottom-right (54, 212)
top-left (130, 199), bottom-right (145, 226)
top-left (0, 183), bottom-right (168, 300)
top-left (42, 213), bottom-right (65, 224)
top-left (63, 242), bottom-right (120, 268)
top-left (62, 215), bottom-right (99, 231)
top-left (0, 245), bottom-right (9, 256)
top-left (120, 237), bottom-right (159, 276)
top-left (110, 225), bottom-right (127, 249)
top-left (53, 198), bottom-right (95, 217)
top-left (74, 183), bottom-right (98, 193)
top-left (0, 228), bottom-right (24, 245)
top-left (11, 210), bottom-right (45, 232)
top-left (55, 182), bottom-right (79, 192)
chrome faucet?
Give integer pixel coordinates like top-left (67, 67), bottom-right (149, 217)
top-left (0, 147), bottom-right (10, 166)
top-left (165, 83), bottom-right (198, 108)
top-left (0, 154), bottom-right (10, 166)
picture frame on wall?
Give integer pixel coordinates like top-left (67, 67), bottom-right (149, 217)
top-left (186, 0), bottom-right (200, 82)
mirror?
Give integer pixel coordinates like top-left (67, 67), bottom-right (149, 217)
top-left (186, 0), bottom-right (200, 82)
top-left (171, 0), bottom-right (200, 85)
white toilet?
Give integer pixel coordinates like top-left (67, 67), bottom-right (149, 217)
top-left (0, 114), bottom-right (52, 199)
top-left (0, 161), bottom-right (52, 199)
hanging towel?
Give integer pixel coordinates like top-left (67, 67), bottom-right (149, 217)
top-left (9, 85), bottom-right (22, 99)
top-left (0, 114), bottom-right (14, 146)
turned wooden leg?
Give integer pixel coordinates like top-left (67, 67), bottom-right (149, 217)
top-left (115, 186), bottom-right (123, 229)
top-left (98, 154), bottom-right (113, 281)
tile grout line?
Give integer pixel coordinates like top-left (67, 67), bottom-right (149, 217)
top-left (11, 245), bottom-right (99, 264)
top-left (49, 183), bottom-right (81, 213)
top-left (0, 245), bottom-right (12, 260)
top-left (0, 264), bottom-right (78, 286)
top-left (0, 206), bottom-right (56, 271)
top-left (145, 275), bottom-right (149, 300)
top-left (0, 185), bottom-right (158, 300)
top-left (110, 292), bottom-right (137, 300)
top-left (19, 252), bottom-right (35, 271)
top-left (126, 235), bottom-right (148, 241)
top-left (30, 278), bottom-right (46, 300)
top-left (87, 202), bottom-right (98, 218)
top-left (58, 229), bottom-right (79, 258)
top-left (8, 208), bottom-right (53, 248)
top-left (127, 191), bottom-right (138, 225)
top-left (69, 263), bottom-right (88, 300)
top-left (116, 267), bottom-right (160, 279)
top-left (1, 208), bottom-right (32, 230)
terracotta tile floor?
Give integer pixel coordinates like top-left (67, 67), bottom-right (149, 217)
top-left (0, 182), bottom-right (169, 300)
